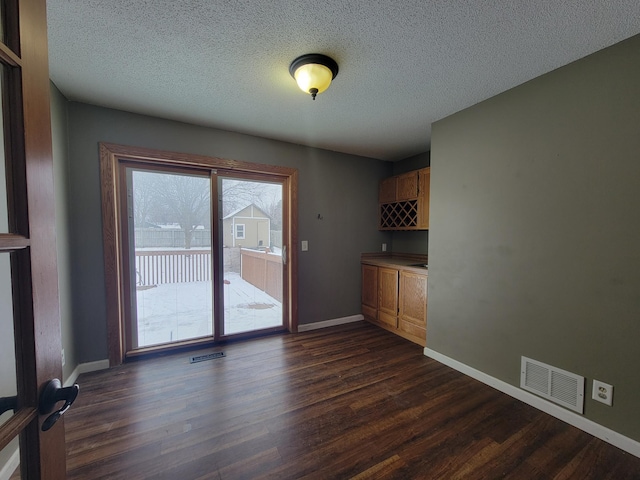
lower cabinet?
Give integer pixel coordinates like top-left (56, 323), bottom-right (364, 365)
top-left (361, 263), bottom-right (427, 346)
top-left (398, 271), bottom-right (427, 343)
top-left (378, 267), bottom-right (399, 328)
top-left (361, 264), bottom-right (378, 322)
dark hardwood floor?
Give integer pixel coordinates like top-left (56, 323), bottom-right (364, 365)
top-left (62, 322), bottom-right (640, 479)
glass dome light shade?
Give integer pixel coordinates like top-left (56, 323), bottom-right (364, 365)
top-left (293, 63), bottom-right (334, 95)
top-left (289, 54), bottom-right (339, 99)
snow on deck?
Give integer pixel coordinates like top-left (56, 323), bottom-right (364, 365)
top-left (136, 272), bottom-right (282, 347)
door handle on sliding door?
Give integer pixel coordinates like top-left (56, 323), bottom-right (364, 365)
top-left (282, 245), bottom-right (287, 266)
top-left (39, 378), bottom-right (79, 431)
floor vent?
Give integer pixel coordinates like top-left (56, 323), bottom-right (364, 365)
top-left (520, 356), bottom-right (584, 413)
top-left (190, 352), bottom-right (225, 364)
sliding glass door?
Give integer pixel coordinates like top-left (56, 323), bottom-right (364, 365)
top-left (128, 168), bottom-right (213, 348)
top-left (220, 176), bottom-right (284, 335)
top-left (120, 161), bottom-right (288, 353)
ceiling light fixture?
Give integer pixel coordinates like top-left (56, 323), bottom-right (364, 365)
top-left (289, 53), bottom-right (339, 100)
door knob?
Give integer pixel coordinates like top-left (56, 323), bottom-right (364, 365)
top-left (39, 379), bottom-right (79, 431)
top-left (0, 396), bottom-right (17, 416)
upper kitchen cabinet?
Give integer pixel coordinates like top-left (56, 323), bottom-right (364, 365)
top-left (379, 176), bottom-right (397, 204)
top-left (396, 171), bottom-right (419, 201)
top-left (378, 167), bottom-right (430, 230)
top-left (417, 167), bottom-right (430, 228)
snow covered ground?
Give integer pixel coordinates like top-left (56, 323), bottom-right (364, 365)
top-left (136, 272), bottom-right (282, 347)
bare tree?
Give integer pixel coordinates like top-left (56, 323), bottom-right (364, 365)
top-left (133, 173), bottom-right (281, 250)
top-left (133, 170), bottom-right (210, 249)
top-left (254, 193), bottom-right (282, 230)
top-left (132, 171), bottom-right (157, 227)
top-left (221, 179), bottom-right (268, 216)
top-left (153, 174), bottom-right (210, 249)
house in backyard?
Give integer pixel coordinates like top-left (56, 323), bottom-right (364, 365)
top-left (223, 203), bottom-right (271, 249)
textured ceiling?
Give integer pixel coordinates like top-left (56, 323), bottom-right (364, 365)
top-left (47, 1), bottom-right (640, 161)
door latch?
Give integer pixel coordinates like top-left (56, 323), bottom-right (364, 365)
top-left (0, 396), bottom-right (17, 416)
top-left (39, 379), bottom-right (79, 431)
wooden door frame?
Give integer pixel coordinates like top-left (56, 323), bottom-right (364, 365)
top-left (99, 142), bottom-right (298, 366)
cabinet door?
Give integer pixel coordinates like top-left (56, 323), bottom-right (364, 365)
top-left (396, 171), bottom-right (419, 201)
top-left (378, 267), bottom-right (399, 327)
top-left (379, 177), bottom-right (397, 203)
top-left (417, 167), bottom-right (430, 229)
top-left (398, 271), bottom-right (427, 344)
top-left (361, 264), bottom-right (378, 308)
top-left (361, 264), bottom-right (378, 319)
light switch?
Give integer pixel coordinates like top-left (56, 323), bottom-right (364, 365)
top-left (301, 240), bottom-right (309, 251)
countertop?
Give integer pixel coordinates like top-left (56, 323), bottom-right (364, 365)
top-left (361, 252), bottom-right (428, 274)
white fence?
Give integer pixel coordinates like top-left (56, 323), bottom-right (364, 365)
top-left (136, 250), bottom-right (211, 286)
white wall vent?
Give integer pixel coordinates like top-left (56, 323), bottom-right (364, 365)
top-left (520, 356), bottom-right (584, 413)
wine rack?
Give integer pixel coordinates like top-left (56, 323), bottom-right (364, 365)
top-left (379, 200), bottom-right (418, 229)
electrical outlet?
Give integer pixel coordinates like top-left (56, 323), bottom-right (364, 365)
top-left (61, 349), bottom-right (66, 367)
top-left (382, 243), bottom-right (387, 252)
top-left (592, 380), bottom-right (613, 406)
top-left (301, 240), bottom-right (308, 251)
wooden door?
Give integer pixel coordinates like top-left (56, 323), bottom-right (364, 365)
top-left (0, 0), bottom-right (67, 477)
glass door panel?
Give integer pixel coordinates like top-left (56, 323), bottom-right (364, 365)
top-left (220, 177), bottom-right (284, 335)
top-left (0, 253), bottom-right (17, 428)
top-left (0, 252), bottom-right (20, 479)
top-left (0, 439), bottom-right (19, 480)
top-left (0, 62), bottom-right (9, 233)
top-left (129, 168), bottom-right (213, 348)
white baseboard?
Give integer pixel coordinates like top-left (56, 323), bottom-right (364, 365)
top-left (298, 314), bottom-right (364, 332)
top-left (64, 359), bottom-right (110, 387)
top-left (424, 347), bottom-right (640, 458)
top-left (0, 446), bottom-right (19, 480)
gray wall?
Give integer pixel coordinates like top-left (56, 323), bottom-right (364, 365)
top-left (50, 83), bottom-right (76, 382)
top-left (64, 102), bottom-right (391, 363)
top-left (429, 34), bottom-right (640, 441)
top-left (393, 151), bottom-right (430, 176)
